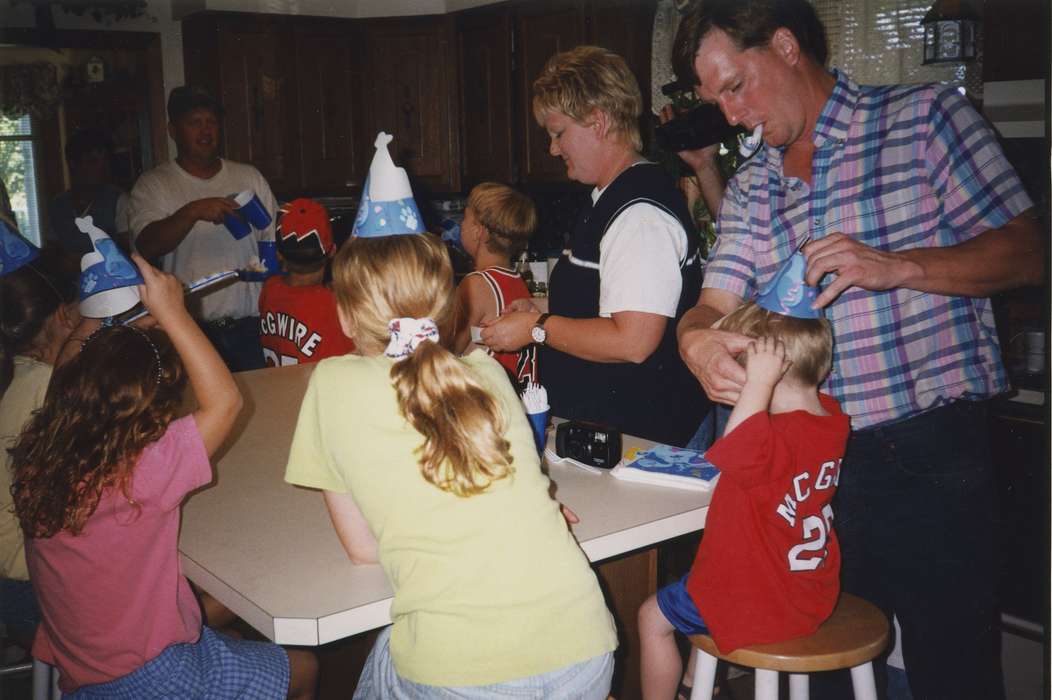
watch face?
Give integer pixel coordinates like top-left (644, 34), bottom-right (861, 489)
top-left (531, 325), bottom-right (546, 344)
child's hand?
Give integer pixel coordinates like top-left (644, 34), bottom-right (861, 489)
top-left (743, 336), bottom-right (790, 388)
top-left (133, 253), bottom-right (188, 327)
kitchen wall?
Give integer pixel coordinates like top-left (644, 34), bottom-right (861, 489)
top-left (0, 0), bottom-right (503, 160)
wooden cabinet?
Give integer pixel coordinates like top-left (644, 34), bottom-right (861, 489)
top-left (458, 7), bottom-right (516, 186)
top-left (982, 0), bottom-right (1048, 82)
top-left (364, 16), bottom-right (461, 194)
top-left (459, 0), bottom-right (657, 186)
top-left (183, 13), bottom-right (300, 195)
top-left (515, 0), bottom-right (587, 183)
top-left (292, 20), bottom-right (366, 194)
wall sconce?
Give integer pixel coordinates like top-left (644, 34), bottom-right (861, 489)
top-left (922, 0), bottom-right (981, 64)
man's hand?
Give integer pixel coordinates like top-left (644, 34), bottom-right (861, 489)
top-left (178, 197), bottom-right (240, 226)
top-left (743, 336), bottom-right (790, 388)
top-left (678, 326), bottom-right (751, 405)
top-left (660, 104), bottom-right (722, 175)
top-left (479, 310), bottom-right (538, 352)
top-left (803, 233), bottom-right (921, 308)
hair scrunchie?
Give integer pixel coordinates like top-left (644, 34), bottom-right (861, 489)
top-left (385, 317), bottom-right (439, 360)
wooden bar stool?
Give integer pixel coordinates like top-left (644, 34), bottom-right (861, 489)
top-left (687, 593), bottom-right (889, 700)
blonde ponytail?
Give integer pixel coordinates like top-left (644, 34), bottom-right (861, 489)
top-left (333, 234), bottom-right (515, 497)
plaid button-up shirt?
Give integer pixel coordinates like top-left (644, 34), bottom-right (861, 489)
top-left (704, 71), bottom-right (1033, 429)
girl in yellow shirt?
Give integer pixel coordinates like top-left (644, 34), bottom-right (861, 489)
top-left (285, 232), bottom-right (617, 698)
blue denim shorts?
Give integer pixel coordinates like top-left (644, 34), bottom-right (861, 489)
top-left (66, 626), bottom-right (289, 699)
top-left (353, 625), bottom-right (614, 699)
top-left (656, 574), bottom-right (709, 636)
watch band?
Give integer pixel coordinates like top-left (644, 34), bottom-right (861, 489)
top-left (533, 312), bottom-right (551, 345)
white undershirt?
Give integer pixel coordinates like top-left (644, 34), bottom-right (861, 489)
top-left (593, 176), bottom-right (688, 319)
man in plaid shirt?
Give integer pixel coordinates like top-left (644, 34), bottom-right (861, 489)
top-left (671, 1), bottom-right (1042, 698)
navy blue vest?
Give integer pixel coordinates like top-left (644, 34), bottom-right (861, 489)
top-left (542, 163), bottom-right (710, 446)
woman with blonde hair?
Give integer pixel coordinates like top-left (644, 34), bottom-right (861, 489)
top-left (284, 231), bottom-right (617, 698)
top-left (482, 45), bottom-right (709, 446)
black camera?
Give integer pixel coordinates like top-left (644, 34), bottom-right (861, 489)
top-left (655, 78), bottom-right (741, 152)
top-left (555, 420), bottom-right (623, 469)
top-left (656, 102), bottom-right (741, 152)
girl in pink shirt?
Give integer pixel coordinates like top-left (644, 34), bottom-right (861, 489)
top-left (9, 255), bottom-right (317, 699)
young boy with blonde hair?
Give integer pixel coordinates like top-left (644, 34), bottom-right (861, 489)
top-left (639, 253), bottom-right (850, 700)
top-left (452, 182), bottom-right (538, 387)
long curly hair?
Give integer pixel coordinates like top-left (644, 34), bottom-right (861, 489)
top-left (332, 233), bottom-right (515, 497)
top-left (10, 325), bottom-right (187, 538)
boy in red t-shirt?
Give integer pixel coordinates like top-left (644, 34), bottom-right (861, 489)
top-left (451, 182), bottom-right (538, 387)
top-left (639, 253), bottom-right (849, 700)
top-left (258, 198), bottom-right (355, 366)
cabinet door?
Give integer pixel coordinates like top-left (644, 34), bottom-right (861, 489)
top-left (459, 8), bottom-right (515, 186)
top-left (586, 0), bottom-right (657, 118)
top-left (365, 17), bottom-right (461, 193)
top-left (215, 18), bottom-right (298, 195)
top-left (515, 0), bottom-right (586, 183)
top-left (293, 22), bottom-right (365, 194)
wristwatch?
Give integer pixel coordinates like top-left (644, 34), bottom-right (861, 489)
top-left (531, 313), bottom-right (551, 345)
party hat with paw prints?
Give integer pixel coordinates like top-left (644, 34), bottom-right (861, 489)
top-left (77, 216), bottom-right (144, 318)
top-left (352, 132), bottom-right (426, 238)
top-left (755, 246), bottom-right (822, 319)
top-left (0, 216), bottom-right (39, 276)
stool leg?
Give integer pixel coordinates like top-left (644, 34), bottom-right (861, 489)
top-left (754, 669), bottom-right (779, 700)
top-left (31, 659), bottom-right (50, 700)
top-left (50, 663), bottom-right (61, 700)
top-left (690, 650), bottom-right (718, 700)
top-left (788, 673), bottom-right (809, 700)
top-left (849, 662), bottom-right (878, 700)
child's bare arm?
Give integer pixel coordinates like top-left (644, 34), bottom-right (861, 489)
top-left (451, 275), bottom-right (495, 355)
top-left (323, 490), bottom-right (379, 564)
top-left (722, 337), bottom-right (789, 436)
top-left (133, 253), bottom-right (242, 455)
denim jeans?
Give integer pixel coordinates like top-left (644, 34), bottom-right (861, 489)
top-left (815, 399), bottom-right (1004, 700)
top-left (0, 577), bottom-right (40, 643)
top-left (685, 405), bottom-right (730, 452)
top-left (353, 625), bottom-right (614, 699)
top-left (200, 316), bottom-right (265, 372)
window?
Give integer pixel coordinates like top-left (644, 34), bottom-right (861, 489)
top-left (0, 113), bottom-right (43, 245)
top-left (811, 0), bottom-right (982, 97)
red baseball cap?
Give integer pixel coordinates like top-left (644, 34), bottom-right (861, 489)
top-left (276, 198), bottom-right (334, 261)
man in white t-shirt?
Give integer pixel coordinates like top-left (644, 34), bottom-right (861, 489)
top-left (129, 86), bottom-right (276, 371)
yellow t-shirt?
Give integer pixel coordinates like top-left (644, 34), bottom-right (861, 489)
top-left (1, 356), bottom-right (52, 580)
top-left (285, 350), bottom-right (617, 686)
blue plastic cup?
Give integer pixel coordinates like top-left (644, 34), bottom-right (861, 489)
top-left (257, 240), bottom-right (279, 276)
top-left (224, 190), bottom-right (271, 238)
top-left (527, 410), bottom-right (549, 454)
top-left (223, 209), bottom-right (252, 239)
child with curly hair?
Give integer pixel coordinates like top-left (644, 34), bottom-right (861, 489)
top-left (10, 254), bottom-right (317, 699)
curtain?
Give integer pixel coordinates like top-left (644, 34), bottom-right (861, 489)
top-left (812, 0), bottom-right (983, 98)
top-left (0, 62), bottom-right (63, 121)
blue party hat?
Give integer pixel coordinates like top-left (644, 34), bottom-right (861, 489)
top-left (755, 250), bottom-right (822, 319)
top-left (0, 216), bottom-right (39, 276)
top-left (77, 216), bottom-right (144, 318)
top-left (352, 132), bottom-right (426, 238)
